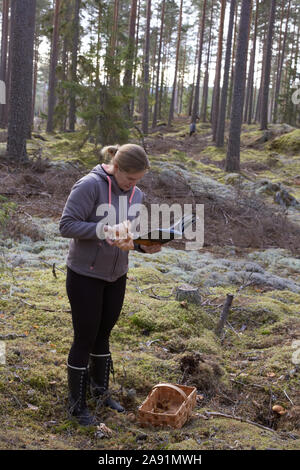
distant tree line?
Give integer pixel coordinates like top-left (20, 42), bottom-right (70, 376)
top-left (0, 0), bottom-right (299, 169)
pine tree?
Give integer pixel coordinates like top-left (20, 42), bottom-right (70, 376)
top-left (123, 0), bottom-right (138, 121)
top-left (191, 0), bottom-right (207, 124)
top-left (152, 0), bottom-right (165, 128)
top-left (168, 0), bottom-right (183, 126)
top-left (0, 0), bottom-right (9, 128)
top-left (260, 0), bottom-right (276, 130)
top-left (273, 0), bottom-right (291, 123)
top-left (225, 0), bottom-right (252, 172)
top-left (216, 0), bottom-right (236, 147)
top-left (46, 0), bottom-right (61, 133)
top-left (69, 0), bottom-right (81, 132)
top-left (211, 0), bottom-right (226, 141)
top-left (7, 0), bottom-right (36, 160)
top-left (142, 0), bottom-right (151, 135)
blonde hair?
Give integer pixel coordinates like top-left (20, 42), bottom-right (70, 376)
top-left (101, 143), bottom-right (150, 173)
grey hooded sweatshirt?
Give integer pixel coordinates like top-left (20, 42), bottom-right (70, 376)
top-left (59, 164), bottom-right (144, 282)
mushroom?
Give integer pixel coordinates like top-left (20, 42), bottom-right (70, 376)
top-left (272, 405), bottom-right (286, 415)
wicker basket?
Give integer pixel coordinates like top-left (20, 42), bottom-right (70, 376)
top-left (138, 383), bottom-right (197, 429)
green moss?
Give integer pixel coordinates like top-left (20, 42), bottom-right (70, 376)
top-left (200, 145), bottom-right (226, 162)
top-left (166, 438), bottom-right (199, 450)
top-left (268, 129), bottom-right (300, 154)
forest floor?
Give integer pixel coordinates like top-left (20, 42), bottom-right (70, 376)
top-left (0, 117), bottom-right (300, 450)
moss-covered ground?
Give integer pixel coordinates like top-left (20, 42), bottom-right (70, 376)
top-left (0, 119), bottom-right (299, 450)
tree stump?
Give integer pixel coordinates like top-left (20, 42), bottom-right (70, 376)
top-left (175, 284), bottom-right (202, 305)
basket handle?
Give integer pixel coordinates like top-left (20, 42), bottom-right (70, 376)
top-left (152, 383), bottom-right (187, 403)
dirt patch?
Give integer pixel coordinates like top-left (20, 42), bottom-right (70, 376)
top-left (180, 353), bottom-right (224, 396)
top-left (0, 157), bottom-right (85, 220)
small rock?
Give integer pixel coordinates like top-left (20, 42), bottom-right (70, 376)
top-left (95, 423), bottom-right (113, 439)
top-left (127, 388), bottom-right (137, 399)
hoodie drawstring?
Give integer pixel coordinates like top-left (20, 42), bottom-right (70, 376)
top-left (129, 186), bottom-right (136, 204)
top-left (106, 175), bottom-right (112, 207)
top-left (106, 175), bottom-right (136, 207)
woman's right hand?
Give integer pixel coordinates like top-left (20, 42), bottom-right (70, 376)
top-left (104, 222), bottom-right (134, 251)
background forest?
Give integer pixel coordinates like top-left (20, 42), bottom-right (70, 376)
top-left (0, 0), bottom-right (300, 452)
top-left (0, 0), bottom-right (299, 159)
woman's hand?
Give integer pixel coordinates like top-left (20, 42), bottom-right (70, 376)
top-left (104, 222), bottom-right (134, 251)
top-left (106, 237), bottom-right (134, 251)
top-left (140, 244), bottom-right (162, 254)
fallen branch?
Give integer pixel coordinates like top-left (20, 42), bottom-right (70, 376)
top-left (40, 261), bottom-right (66, 276)
top-left (149, 286), bottom-right (175, 300)
top-left (204, 410), bottom-right (276, 434)
top-left (0, 333), bottom-right (27, 340)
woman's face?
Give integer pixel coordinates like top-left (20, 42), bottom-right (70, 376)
top-left (113, 164), bottom-right (146, 191)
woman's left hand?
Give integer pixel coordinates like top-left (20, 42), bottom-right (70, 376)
top-left (106, 236), bottom-right (134, 251)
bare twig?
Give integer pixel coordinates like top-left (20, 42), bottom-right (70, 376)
top-left (283, 389), bottom-right (294, 406)
top-left (149, 286), bottom-right (175, 300)
top-left (204, 410), bottom-right (276, 434)
top-left (40, 260), bottom-right (66, 275)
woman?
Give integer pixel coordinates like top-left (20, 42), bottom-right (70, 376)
top-left (59, 143), bottom-right (161, 425)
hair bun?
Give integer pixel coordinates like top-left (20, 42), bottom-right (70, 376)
top-left (100, 145), bottom-right (119, 159)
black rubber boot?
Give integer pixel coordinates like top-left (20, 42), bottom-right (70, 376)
top-left (67, 364), bottom-right (98, 426)
top-left (89, 353), bottom-right (125, 413)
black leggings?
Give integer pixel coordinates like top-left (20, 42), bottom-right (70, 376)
top-left (66, 267), bottom-right (127, 368)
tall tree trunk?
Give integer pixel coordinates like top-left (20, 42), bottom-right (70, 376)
top-left (201, 2), bottom-right (214, 122)
top-left (211, 0), bottom-right (226, 141)
top-left (246, 0), bottom-right (259, 124)
top-left (168, 0), bottom-right (183, 126)
top-left (227, 0), bottom-right (239, 120)
top-left (95, 0), bottom-right (102, 86)
top-left (5, 6), bottom-right (12, 128)
top-left (273, 0), bottom-right (291, 124)
top-left (142, 0), bottom-right (151, 135)
top-left (255, 26), bottom-right (267, 123)
top-left (31, 31), bottom-right (39, 130)
top-left (191, 0), bottom-right (207, 124)
top-left (59, 1), bottom-right (72, 132)
top-left (7, 0), bottom-right (36, 160)
top-left (216, 0), bottom-right (236, 147)
top-left (188, 19), bottom-right (201, 117)
top-left (123, 0), bottom-right (138, 121)
top-left (107, 0), bottom-right (119, 88)
top-left (152, 0), bottom-right (165, 128)
top-left (159, 42), bottom-right (166, 120)
top-left (225, 0), bottom-right (252, 172)
top-left (178, 41), bottom-right (187, 115)
top-left (0, 0), bottom-right (9, 128)
top-left (46, 0), bottom-right (60, 133)
top-left (69, 0), bottom-right (81, 132)
top-left (260, 0), bottom-right (276, 130)
top-left (131, 0), bottom-right (140, 117)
